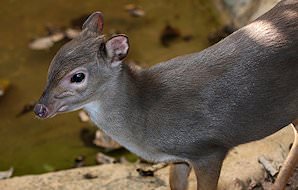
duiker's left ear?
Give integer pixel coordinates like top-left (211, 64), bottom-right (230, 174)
top-left (82, 12), bottom-right (104, 34)
top-left (105, 35), bottom-right (129, 66)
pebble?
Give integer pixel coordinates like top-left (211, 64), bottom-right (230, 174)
top-left (78, 110), bottom-right (90, 122)
top-left (74, 155), bottom-right (85, 168)
top-left (93, 130), bottom-right (122, 150)
top-left (29, 28), bottom-right (80, 50)
top-left (29, 37), bottom-right (54, 50)
top-left (65, 28), bottom-right (81, 39)
top-left (124, 4), bottom-right (145, 17)
top-left (96, 153), bottom-right (116, 165)
top-left (0, 167), bottom-right (13, 180)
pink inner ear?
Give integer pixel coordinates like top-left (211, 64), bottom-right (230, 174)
top-left (112, 36), bottom-right (128, 55)
top-left (97, 14), bottom-right (104, 33)
top-left (82, 12), bottom-right (104, 34)
top-left (106, 35), bottom-right (129, 61)
top-left (112, 38), bottom-right (126, 50)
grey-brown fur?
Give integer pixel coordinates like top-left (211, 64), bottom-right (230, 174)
top-left (35, 1), bottom-right (298, 189)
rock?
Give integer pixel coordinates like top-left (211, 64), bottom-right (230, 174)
top-left (29, 36), bottom-right (54, 50)
top-left (226, 178), bottom-right (246, 190)
top-left (219, 0), bottom-right (280, 27)
top-left (93, 130), bottom-right (122, 150)
top-left (78, 110), bottom-right (90, 122)
top-left (218, 125), bottom-right (293, 189)
top-left (0, 125), bottom-right (295, 190)
top-left (50, 32), bottom-right (65, 43)
top-left (0, 168), bottom-right (13, 180)
top-left (258, 155), bottom-right (279, 177)
top-left (124, 4), bottom-right (145, 17)
top-left (247, 178), bottom-right (264, 190)
top-left (0, 164), bottom-right (168, 190)
top-left (136, 163), bottom-right (168, 177)
top-left (119, 156), bottom-right (130, 164)
top-left (65, 28), bottom-right (81, 39)
top-left (96, 153), bottom-right (116, 165)
top-left (249, 0), bottom-right (281, 22)
top-left (74, 155), bottom-right (85, 168)
top-left (28, 29), bottom-right (77, 50)
top-left (136, 168), bottom-right (154, 177)
top-left (82, 173), bottom-right (98, 180)
top-left (0, 79), bottom-right (10, 97)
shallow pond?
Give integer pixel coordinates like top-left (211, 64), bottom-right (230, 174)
top-left (0, 0), bottom-right (224, 176)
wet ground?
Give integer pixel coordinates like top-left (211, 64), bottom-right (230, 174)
top-left (0, 0), bottom-right (223, 176)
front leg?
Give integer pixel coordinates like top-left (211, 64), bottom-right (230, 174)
top-left (190, 149), bottom-right (227, 190)
top-left (169, 162), bottom-right (191, 190)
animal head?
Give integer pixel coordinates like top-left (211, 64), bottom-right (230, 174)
top-left (34, 12), bottom-right (129, 118)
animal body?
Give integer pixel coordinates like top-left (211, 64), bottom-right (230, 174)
top-left (34, 1), bottom-right (298, 189)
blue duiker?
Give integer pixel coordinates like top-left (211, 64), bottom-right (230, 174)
top-left (34, 0), bottom-right (298, 189)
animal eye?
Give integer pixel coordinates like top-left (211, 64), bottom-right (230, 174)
top-left (70, 73), bottom-right (85, 83)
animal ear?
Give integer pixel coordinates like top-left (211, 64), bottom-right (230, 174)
top-left (105, 35), bottom-right (129, 66)
top-left (82, 12), bottom-right (104, 34)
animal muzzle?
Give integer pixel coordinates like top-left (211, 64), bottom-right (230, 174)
top-left (34, 104), bottom-right (49, 118)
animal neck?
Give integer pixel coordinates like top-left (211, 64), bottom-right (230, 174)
top-left (105, 63), bottom-right (141, 104)
top-left (84, 63), bottom-right (144, 138)
top-left (85, 63), bottom-right (150, 152)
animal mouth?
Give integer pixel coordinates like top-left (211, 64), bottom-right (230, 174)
top-left (57, 105), bottom-right (69, 112)
top-left (43, 105), bottom-right (68, 119)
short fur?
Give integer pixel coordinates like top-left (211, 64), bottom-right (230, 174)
top-left (36, 1), bottom-right (298, 189)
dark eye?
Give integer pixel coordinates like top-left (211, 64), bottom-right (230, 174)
top-left (71, 73), bottom-right (85, 83)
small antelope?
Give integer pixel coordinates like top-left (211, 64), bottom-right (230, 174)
top-left (34, 0), bottom-right (298, 189)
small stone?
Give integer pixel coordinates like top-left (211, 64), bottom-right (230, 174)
top-left (258, 156), bottom-right (279, 177)
top-left (83, 173), bottom-right (98, 180)
top-left (78, 111), bottom-right (90, 122)
top-left (29, 32), bottom-right (65, 50)
top-left (227, 178), bottom-right (246, 190)
top-left (65, 28), bottom-right (81, 39)
top-left (136, 163), bottom-right (167, 177)
top-left (0, 167), bottom-right (13, 180)
top-left (74, 155), bottom-right (85, 168)
top-left (49, 32), bottom-right (65, 42)
top-left (136, 168), bottom-right (154, 177)
top-left (96, 152), bottom-right (116, 165)
top-left (119, 156), bottom-right (129, 164)
top-left (29, 37), bottom-right (54, 50)
top-left (93, 130), bottom-right (122, 150)
top-left (124, 4), bottom-right (145, 17)
top-left (247, 178), bottom-right (264, 190)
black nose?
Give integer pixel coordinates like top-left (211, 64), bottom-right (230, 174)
top-left (34, 104), bottom-right (49, 118)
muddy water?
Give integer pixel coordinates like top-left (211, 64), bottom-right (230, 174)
top-left (0, 0), bottom-right (223, 176)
